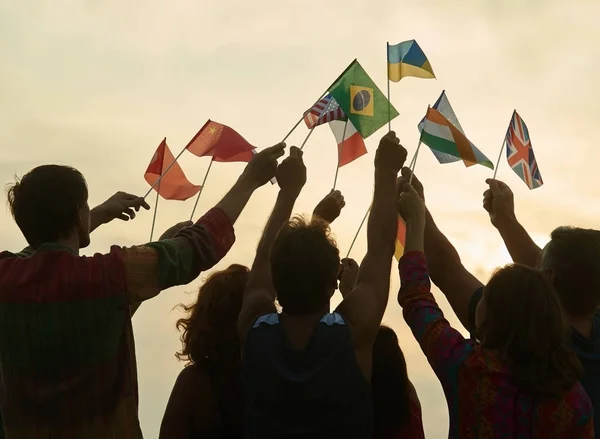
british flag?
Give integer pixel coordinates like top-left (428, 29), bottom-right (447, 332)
top-left (505, 111), bottom-right (543, 190)
top-left (303, 94), bottom-right (346, 129)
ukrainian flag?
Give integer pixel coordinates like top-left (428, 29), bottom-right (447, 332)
top-left (387, 40), bottom-right (435, 82)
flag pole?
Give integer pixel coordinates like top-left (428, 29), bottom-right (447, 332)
top-left (346, 205), bottom-right (370, 258)
top-left (143, 146), bottom-right (187, 200)
top-left (299, 126), bottom-right (316, 151)
top-left (282, 59), bottom-right (358, 143)
top-left (386, 42), bottom-right (391, 132)
top-left (189, 158), bottom-right (215, 221)
top-left (332, 119), bottom-right (349, 190)
top-left (409, 140), bottom-right (423, 185)
top-left (149, 180), bottom-right (161, 241)
top-left (492, 139), bottom-right (506, 180)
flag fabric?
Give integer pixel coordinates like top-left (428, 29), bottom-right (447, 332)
top-left (186, 120), bottom-right (256, 162)
top-left (329, 120), bottom-right (367, 167)
top-left (420, 107), bottom-right (494, 169)
top-left (303, 94), bottom-right (346, 129)
top-left (418, 91), bottom-right (492, 168)
top-left (145, 139), bottom-right (201, 201)
top-left (505, 111), bottom-right (543, 189)
top-left (394, 217), bottom-right (407, 260)
top-left (387, 40), bottom-right (435, 82)
top-left (328, 60), bottom-right (398, 139)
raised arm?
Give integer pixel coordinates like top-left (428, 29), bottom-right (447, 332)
top-left (312, 190), bottom-right (345, 224)
top-left (337, 131), bottom-right (406, 346)
top-left (116, 144), bottom-right (285, 304)
top-left (399, 168), bottom-right (482, 331)
top-left (238, 146), bottom-right (306, 343)
top-left (483, 178), bottom-right (541, 267)
top-left (89, 191), bottom-right (151, 234)
top-left (396, 184), bottom-right (472, 380)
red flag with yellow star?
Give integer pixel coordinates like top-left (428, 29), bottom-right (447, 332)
top-left (185, 120), bottom-right (256, 162)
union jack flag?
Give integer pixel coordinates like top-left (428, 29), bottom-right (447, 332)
top-left (303, 94), bottom-right (346, 129)
top-left (505, 111), bottom-right (543, 190)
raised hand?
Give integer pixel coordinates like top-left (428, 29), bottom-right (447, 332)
top-left (159, 220), bottom-right (193, 240)
top-left (338, 258), bottom-right (359, 298)
top-left (399, 167), bottom-right (424, 200)
top-left (93, 192), bottom-right (151, 226)
top-left (240, 143), bottom-right (286, 189)
top-left (397, 183), bottom-right (426, 225)
top-left (374, 131), bottom-right (407, 175)
top-left (313, 190), bottom-right (345, 224)
top-left (276, 146), bottom-right (307, 196)
top-left (483, 178), bottom-right (515, 227)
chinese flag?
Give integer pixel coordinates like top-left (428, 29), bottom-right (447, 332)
top-left (144, 139), bottom-right (201, 201)
top-left (185, 120), bottom-right (256, 162)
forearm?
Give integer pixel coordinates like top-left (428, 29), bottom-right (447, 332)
top-left (90, 206), bottom-right (108, 233)
top-left (213, 177), bottom-right (257, 225)
top-left (367, 169), bottom-right (398, 255)
top-left (494, 216), bottom-right (541, 267)
top-left (404, 218), bottom-right (425, 253)
top-left (423, 209), bottom-right (462, 276)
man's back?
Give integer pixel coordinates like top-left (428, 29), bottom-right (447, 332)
top-left (0, 244), bottom-right (142, 438)
top-left (243, 312), bottom-right (372, 439)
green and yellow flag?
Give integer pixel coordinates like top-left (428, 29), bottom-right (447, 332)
top-left (328, 60), bottom-right (398, 138)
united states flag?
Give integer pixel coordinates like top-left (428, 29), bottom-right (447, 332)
top-left (505, 111), bottom-right (543, 190)
top-left (303, 94), bottom-right (346, 129)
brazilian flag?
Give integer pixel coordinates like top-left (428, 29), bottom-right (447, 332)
top-left (328, 60), bottom-right (398, 139)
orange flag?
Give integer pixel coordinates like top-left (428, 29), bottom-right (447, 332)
top-left (186, 120), bottom-right (256, 162)
top-left (145, 139), bottom-right (201, 201)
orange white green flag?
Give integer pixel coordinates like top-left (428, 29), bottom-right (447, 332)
top-left (419, 106), bottom-right (494, 169)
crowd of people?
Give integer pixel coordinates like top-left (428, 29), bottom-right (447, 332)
top-left (0, 132), bottom-right (599, 438)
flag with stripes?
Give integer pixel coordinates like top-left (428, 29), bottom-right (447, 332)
top-left (505, 111), bottom-right (543, 190)
top-left (303, 94), bottom-right (346, 129)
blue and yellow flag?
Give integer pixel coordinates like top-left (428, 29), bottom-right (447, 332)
top-left (387, 40), bottom-right (435, 82)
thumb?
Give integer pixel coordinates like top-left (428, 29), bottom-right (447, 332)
top-left (402, 183), bottom-right (417, 195)
top-left (485, 178), bottom-right (502, 195)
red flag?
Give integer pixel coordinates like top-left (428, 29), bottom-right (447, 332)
top-left (144, 139), bottom-right (201, 201)
top-left (185, 120), bottom-right (256, 162)
top-left (329, 120), bottom-right (367, 167)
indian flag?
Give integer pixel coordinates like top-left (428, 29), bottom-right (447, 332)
top-left (394, 217), bottom-right (407, 260)
top-left (420, 106), bottom-right (494, 169)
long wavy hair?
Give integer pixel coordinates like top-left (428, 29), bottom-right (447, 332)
top-left (372, 325), bottom-right (412, 438)
top-left (175, 264), bottom-right (249, 366)
top-left (478, 264), bottom-right (583, 398)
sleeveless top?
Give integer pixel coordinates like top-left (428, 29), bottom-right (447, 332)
top-left (243, 312), bottom-right (373, 439)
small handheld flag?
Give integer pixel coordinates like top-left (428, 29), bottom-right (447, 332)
top-left (504, 111), bottom-right (543, 189)
top-left (303, 95), bottom-right (346, 129)
top-left (186, 120), bottom-right (256, 162)
top-left (387, 40), bottom-right (435, 82)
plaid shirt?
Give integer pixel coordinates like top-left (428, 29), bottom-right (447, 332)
top-left (0, 208), bottom-right (235, 439)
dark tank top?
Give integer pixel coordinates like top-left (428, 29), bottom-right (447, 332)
top-left (243, 312), bottom-right (373, 439)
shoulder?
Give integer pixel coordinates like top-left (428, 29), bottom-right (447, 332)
top-left (173, 364), bottom-right (214, 400)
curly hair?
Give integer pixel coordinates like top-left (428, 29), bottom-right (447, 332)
top-left (175, 264), bottom-right (249, 365)
top-left (479, 264), bottom-right (583, 398)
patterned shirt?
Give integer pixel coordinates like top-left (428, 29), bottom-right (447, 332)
top-left (0, 208), bottom-right (235, 439)
top-left (398, 251), bottom-right (594, 439)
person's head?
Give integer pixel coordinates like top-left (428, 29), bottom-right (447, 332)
top-left (270, 215), bottom-right (340, 316)
top-left (6, 165), bottom-right (90, 249)
top-left (539, 226), bottom-right (600, 318)
top-left (476, 264), bottom-right (583, 398)
top-left (175, 264), bottom-right (249, 365)
top-left (372, 326), bottom-right (412, 438)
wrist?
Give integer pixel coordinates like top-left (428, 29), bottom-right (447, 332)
top-left (492, 212), bottom-right (518, 230)
top-left (90, 205), bottom-right (109, 226)
top-left (278, 188), bottom-right (302, 200)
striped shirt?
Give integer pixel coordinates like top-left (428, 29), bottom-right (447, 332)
top-left (0, 208), bottom-right (235, 439)
top-left (398, 251), bottom-right (594, 438)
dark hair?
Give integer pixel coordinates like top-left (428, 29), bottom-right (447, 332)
top-left (269, 215), bottom-right (340, 316)
top-left (175, 264), bottom-right (249, 365)
top-left (479, 264), bottom-right (583, 398)
top-left (372, 326), bottom-right (412, 438)
top-left (6, 165), bottom-right (88, 248)
top-left (541, 226), bottom-right (600, 317)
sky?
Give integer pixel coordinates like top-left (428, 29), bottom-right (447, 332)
top-left (1, 0), bottom-right (600, 437)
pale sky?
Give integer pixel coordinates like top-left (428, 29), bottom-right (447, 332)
top-left (2, 0), bottom-right (600, 437)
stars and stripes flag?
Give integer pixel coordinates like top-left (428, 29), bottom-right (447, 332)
top-left (505, 111), bottom-right (543, 189)
top-left (303, 94), bottom-right (346, 129)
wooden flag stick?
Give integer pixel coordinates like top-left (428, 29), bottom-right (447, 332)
top-left (409, 140), bottom-right (423, 185)
top-left (346, 205), bottom-right (370, 258)
top-left (282, 59), bottom-right (358, 143)
top-left (386, 42), bottom-right (391, 132)
top-left (299, 126), bottom-right (316, 151)
top-left (143, 145), bottom-right (187, 200)
top-left (492, 138), bottom-right (506, 180)
top-left (332, 119), bottom-right (349, 190)
top-left (189, 158), bottom-right (215, 221)
top-left (149, 180), bottom-right (161, 241)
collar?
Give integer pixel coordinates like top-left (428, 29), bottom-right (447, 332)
top-left (33, 242), bottom-right (79, 256)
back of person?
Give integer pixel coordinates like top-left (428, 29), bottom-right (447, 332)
top-left (243, 312), bottom-right (372, 438)
top-left (0, 247), bottom-right (141, 438)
